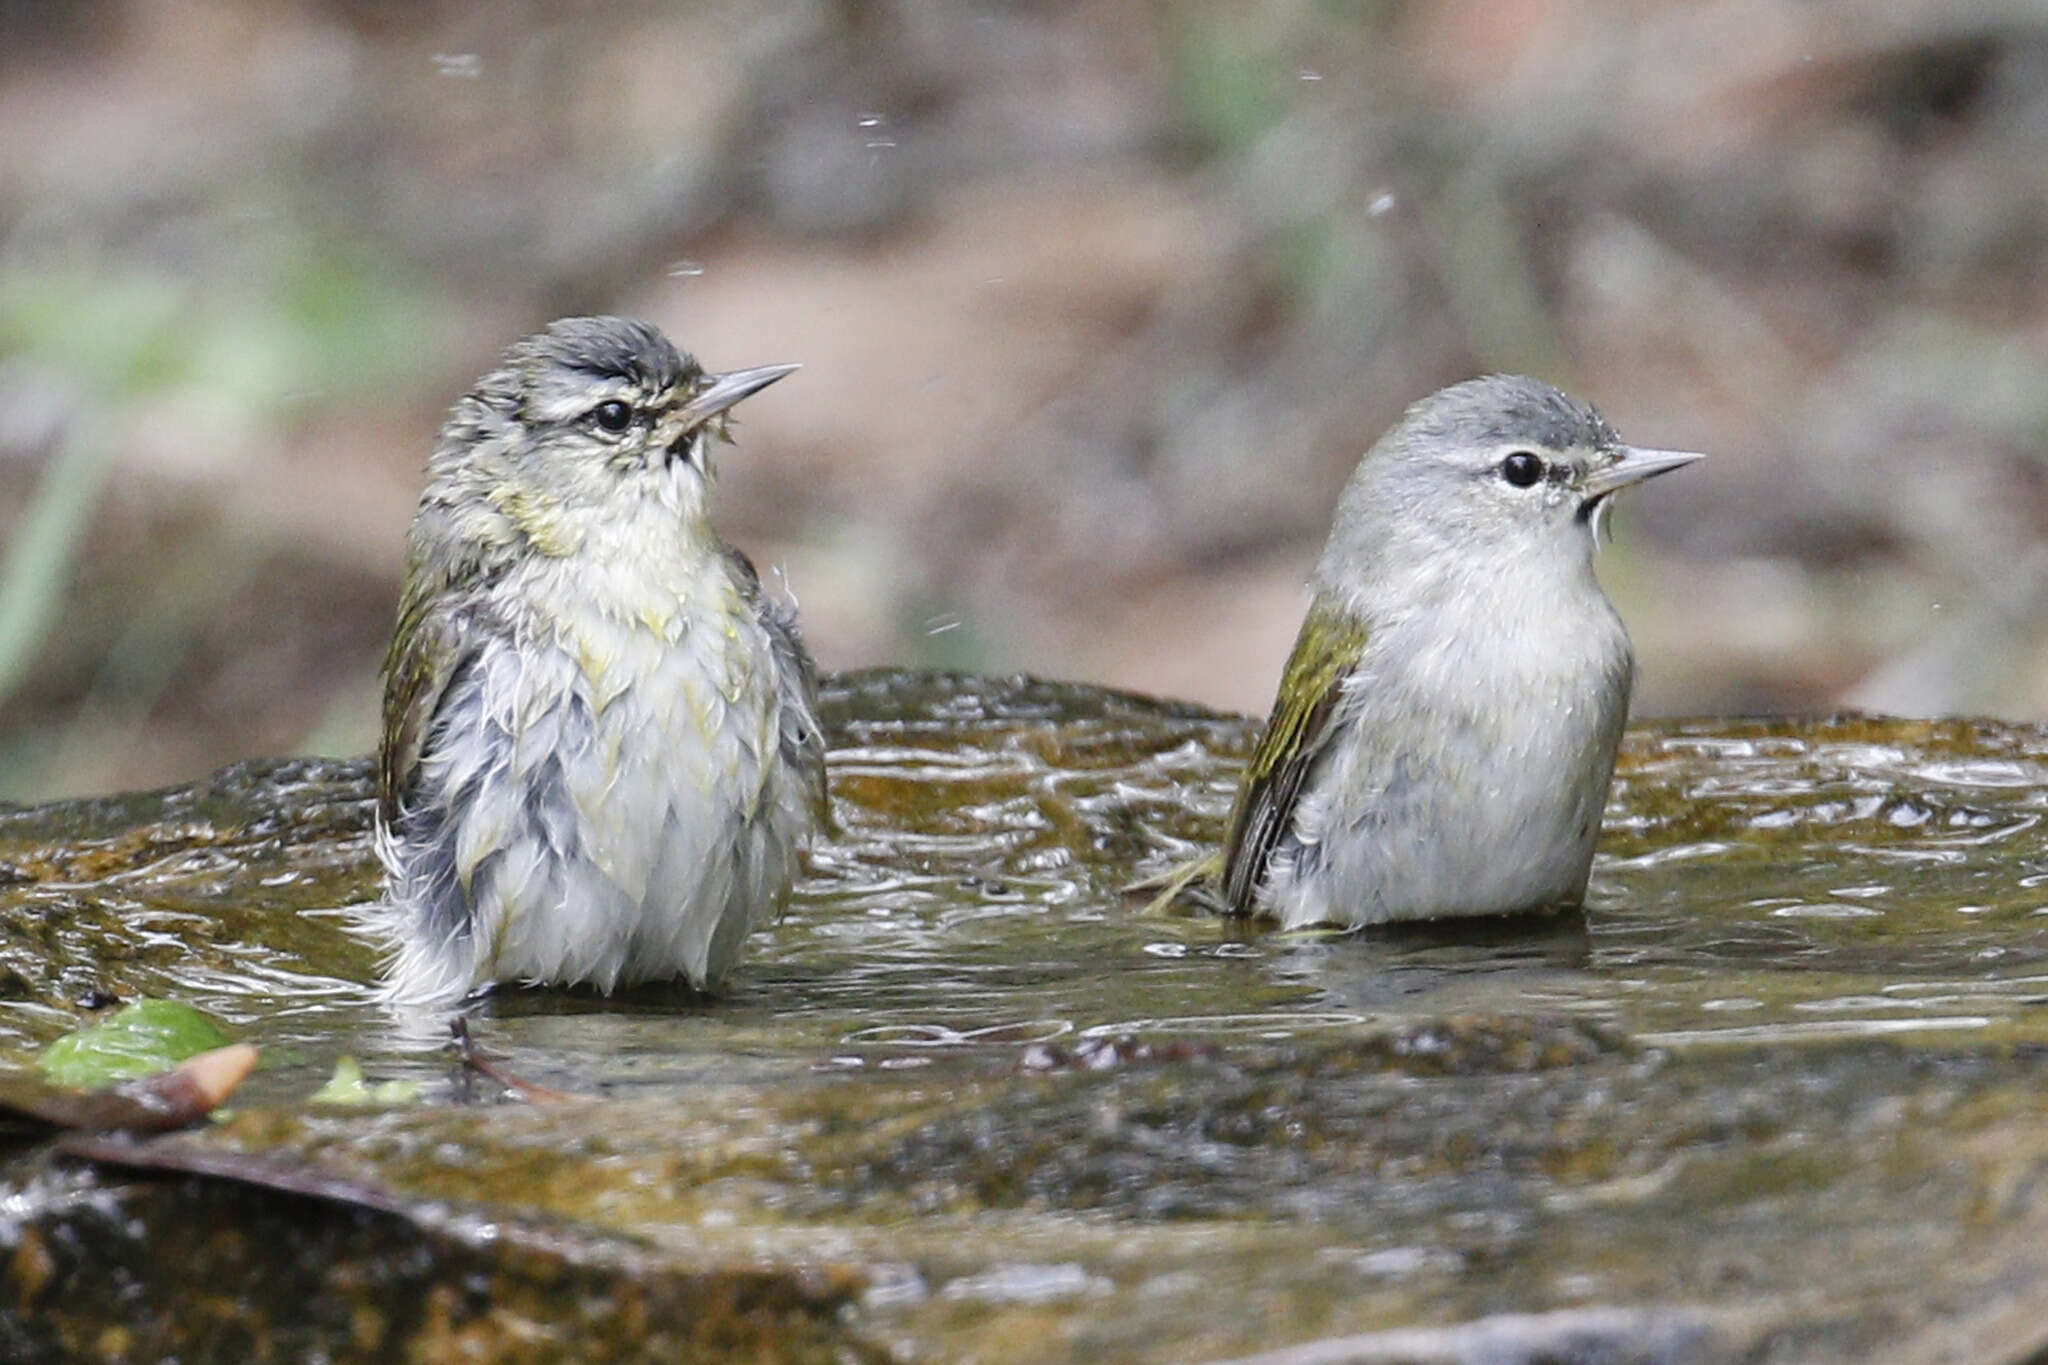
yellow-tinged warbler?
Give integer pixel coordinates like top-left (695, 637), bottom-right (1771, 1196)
top-left (372, 316), bottom-right (827, 1007)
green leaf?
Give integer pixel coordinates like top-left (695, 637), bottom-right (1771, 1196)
top-left (310, 1055), bottom-right (421, 1107)
top-left (36, 1000), bottom-right (235, 1089)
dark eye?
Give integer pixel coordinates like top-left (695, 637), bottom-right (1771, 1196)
top-left (1500, 451), bottom-right (1545, 488)
top-left (591, 400), bottom-right (633, 433)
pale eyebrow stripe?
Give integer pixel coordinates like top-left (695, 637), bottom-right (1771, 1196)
top-left (522, 377), bottom-right (642, 425)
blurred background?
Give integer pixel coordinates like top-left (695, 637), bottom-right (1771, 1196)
top-left (2, 0), bottom-right (2047, 801)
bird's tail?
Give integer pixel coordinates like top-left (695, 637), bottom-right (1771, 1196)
top-left (1124, 851), bottom-right (1225, 916)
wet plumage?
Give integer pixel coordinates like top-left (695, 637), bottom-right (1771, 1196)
top-left (372, 316), bottom-right (825, 1006)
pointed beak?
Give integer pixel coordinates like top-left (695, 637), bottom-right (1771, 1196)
top-left (1581, 445), bottom-right (1704, 502)
top-left (674, 362), bottom-right (800, 430)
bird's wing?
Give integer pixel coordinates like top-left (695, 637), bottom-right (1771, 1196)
top-left (727, 547), bottom-right (833, 832)
top-left (377, 570), bottom-right (487, 828)
top-left (1220, 595), bottom-right (1370, 915)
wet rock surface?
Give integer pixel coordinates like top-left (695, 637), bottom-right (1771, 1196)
top-left (4, 670), bottom-right (2048, 1362)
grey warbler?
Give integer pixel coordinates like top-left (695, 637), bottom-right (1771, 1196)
top-left (371, 316), bottom-right (828, 1007)
top-left (1154, 374), bottom-right (1699, 929)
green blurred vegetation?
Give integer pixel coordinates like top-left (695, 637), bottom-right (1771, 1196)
top-left (0, 224), bottom-right (437, 796)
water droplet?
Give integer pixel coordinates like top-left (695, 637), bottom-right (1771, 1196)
top-left (1348, 1246), bottom-right (1462, 1278)
top-left (1768, 902), bottom-right (1882, 919)
top-left (432, 52), bottom-right (481, 78)
top-left (924, 613), bottom-right (961, 636)
top-left (856, 112), bottom-right (897, 151)
top-left (862, 1265), bottom-right (929, 1308)
top-left (941, 1263), bottom-right (1108, 1304)
top-left (1368, 190), bottom-right (1398, 217)
top-left (1298, 68), bottom-right (1323, 82)
top-left (666, 259), bottom-right (706, 278)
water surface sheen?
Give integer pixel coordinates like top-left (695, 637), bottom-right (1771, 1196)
top-left (5, 672), bottom-right (2048, 1363)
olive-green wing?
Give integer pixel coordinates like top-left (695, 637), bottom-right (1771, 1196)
top-left (1220, 596), bottom-right (1370, 915)
top-left (376, 576), bottom-right (483, 828)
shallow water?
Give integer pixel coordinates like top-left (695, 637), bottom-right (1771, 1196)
top-left (6, 673), bottom-right (2048, 1362)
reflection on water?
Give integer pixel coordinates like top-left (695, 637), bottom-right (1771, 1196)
top-left (1, 680), bottom-right (2045, 1082)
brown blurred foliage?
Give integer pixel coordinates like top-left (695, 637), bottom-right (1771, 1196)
top-left (2, 0), bottom-right (2046, 799)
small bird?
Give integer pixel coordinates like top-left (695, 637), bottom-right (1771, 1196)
top-left (1156, 374), bottom-right (1699, 930)
top-left (372, 316), bottom-right (828, 1007)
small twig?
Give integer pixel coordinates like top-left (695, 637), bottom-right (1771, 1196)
top-left (449, 1016), bottom-right (582, 1105)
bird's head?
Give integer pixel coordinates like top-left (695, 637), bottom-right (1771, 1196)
top-left (423, 315), bottom-right (796, 550)
top-left (1318, 374), bottom-right (1700, 599)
